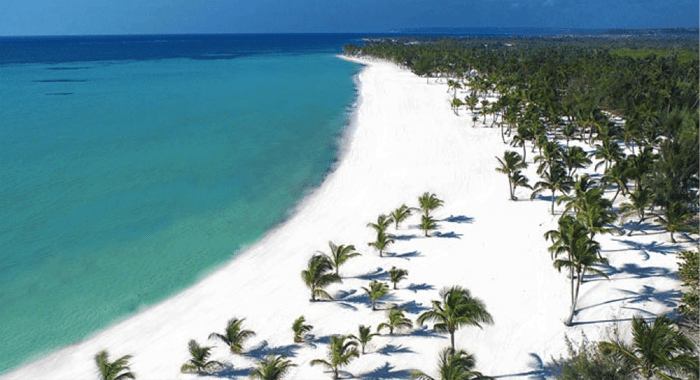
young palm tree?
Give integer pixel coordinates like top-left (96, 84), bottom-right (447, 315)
top-left (411, 347), bottom-right (492, 380)
top-left (94, 350), bottom-right (135, 380)
top-left (349, 325), bottom-right (378, 354)
top-left (531, 162), bottom-right (573, 215)
top-left (451, 98), bottom-right (464, 115)
top-left (619, 187), bottom-right (654, 236)
top-left (562, 146), bottom-right (591, 177)
top-left (310, 335), bottom-right (360, 380)
top-left (367, 214), bottom-right (392, 234)
top-left (558, 175), bottom-right (618, 241)
top-left (324, 241), bottom-right (360, 276)
top-left (418, 192), bottom-right (444, 218)
top-left (601, 158), bottom-right (631, 203)
top-left (250, 354), bottom-right (296, 380)
top-left (417, 286), bottom-right (493, 352)
top-left (534, 140), bottom-right (564, 175)
top-left (600, 315), bottom-right (699, 380)
top-left (593, 138), bottom-right (624, 172)
top-left (377, 306), bottom-right (413, 335)
top-left (561, 123), bottom-right (578, 147)
top-left (362, 280), bottom-right (390, 311)
top-left (657, 201), bottom-right (694, 243)
top-left (180, 340), bottom-right (222, 374)
top-left (390, 204), bottom-right (412, 229)
top-left (208, 318), bottom-right (256, 354)
top-left (292, 315), bottom-right (313, 343)
top-left (420, 214), bottom-right (437, 237)
top-left (301, 254), bottom-right (341, 302)
top-left (495, 151), bottom-right (528, 200)
top-left (389, 266), bottom-right (409, 290)
top-left (367, 231), bottom-right (395, 257)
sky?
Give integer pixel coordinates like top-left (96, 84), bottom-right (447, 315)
top-left (0, 0), bottom-right (698, 36)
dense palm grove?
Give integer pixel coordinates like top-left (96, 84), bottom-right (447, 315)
top-left (344, 36), bottom-right (699, 379)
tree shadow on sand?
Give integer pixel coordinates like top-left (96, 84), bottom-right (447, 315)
top-left (492, 353), bottom-right (554, 379)
top-left (409, 326), bottom-right (447, 339)
top-left (572, 285), bottom-right (681, 324)
top-left (443, 215), bottom-right (474, 224)
top-left (209, 363), bottom-right (253, 379)
top-left (384, 251), bottom-right (422, 260)
top-left (603, 239), bottom-right (683, 260)
top-left (358, 362), bottom-right (413, 380)
top-left (434, 231), bottom-right (462, 239)
top-left (355, 267), bottom-right (389, 281)
top-left (335, 289), bottom-right (397, 310)
top-left (392, 233), bottom-right (419, 241)
top-left (243, 340), bottom-right (301, 360)
top-left (589, 262), bottom-right (674, 282)
top-left (405, 283), bottom-right (435, 293)
top-left (377, 344), bottom-right (415, 356)
top-left (395, 300), bottom-right (430, 314)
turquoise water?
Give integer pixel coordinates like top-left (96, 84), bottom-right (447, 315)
top-left (0, 51), bottom-right (359, 373)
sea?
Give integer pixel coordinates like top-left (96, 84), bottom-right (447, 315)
top-left (0, 34), bottom-right (364, 374)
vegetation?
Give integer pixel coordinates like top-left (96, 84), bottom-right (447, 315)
top-left (310, 335), bottom-right (360, 380)
top-left (251, 354), bottom-right (296, 380)
top-left (301, 254), bottom-right (341, 302)
top-left (389, 266), bottom-right (409, 289)
top-left (377, 306), bottom-right (413, 335)
top-left (421, 214), bottom-right (438, 237)
top-left (368, 214), bottom-right (393, 234)
top-left (324, 241), bottom-right (361, 277)
top-left (549, 334), bottom-right (633, 380)
top-left (208, 317), bottom-right (255, 354)
top-left (292, 315), bottom-right (313, 343)
top-left (495, 151), bottom-right (529, 200)
top-left (677, 249), bottom-right (699, 328)
top-left (180, 339), bottom-right (222, 374)
top-left (95, 350), bottom-right (135, 380)
top-left (411, 347), bottom-right (492, 380)
top-left (390, 204), bottom-right (412, 229)
top-left (368, 230), bottom-right (395, 257)
top-left (362, 280), bottom-right (390, 310)
top-left (419, 192), bottom-right (444, 218)
top-left (349, 325), bottom-right (378, 354)
top-left (418, 286), bottom-right (493, 352)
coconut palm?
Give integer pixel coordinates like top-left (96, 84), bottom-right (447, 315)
top-left (421, 214), bottom-right (437, 237)
top-left (593, 138), bottom-right (624, 172)
top-left (367, 214), bottom-right (392, 234)
top-left (389, 266), bottom-right (409, 290)
top-left (411, 347), bottom-right (493, 380)
top-left (531, 162), bottom-right (573, 215)
top-left (362, 280), bottom-right (390, 310)
top-left (600, 315), bottom-right (699, 380)
top-left (368, 231), bottom-right (395, 257)
top-left (619, 187), bottom-right (654, 236)
top-left (209, 318), bottom-right (256, 354)
top-left (559, 175), bottom-right (619, 241)
top-left (601, 158), bottom-right (631, 203)
top-left (323, 241), bottom-right (360, 276)
top-left (534, 140), bottom-right (564, 175)
top-left (180, 340), bottom-right (222, 374)
top-left (310, 335), bottom-right (360, 380)
top-left (561, 123), bottom-right (578, 146)
top-left (390, 204), bottom-right (412, 229)
top-left (562, 145), bottom-right (592, 177)
top-left (95, 350), bottom-right (135, 380)
top-left (349, 325), bottom-right (378, 354)
top-left (451, 98), bottom-right (464, 115)
top-left (292, 315), bottom-right (313, 343)
top-left (496, 151), bottom-right (528, 200)
top-left (417, 286), bottom-right (493, 352)
top-left (657, 201), bottom-right (694, 243)
top-left (465, 95), bottom-right (479, 114)
top-left (377, 306), bottom-right (413, 335)
top-left (418, 192), bottom-right (444, 218)
top-left (301, 254), bottom-right (341, 302)
top-left (251, 354), bottom-right (296, 380)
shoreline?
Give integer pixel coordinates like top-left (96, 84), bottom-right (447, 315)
top-left (4, 57), bottom-right (693, 380)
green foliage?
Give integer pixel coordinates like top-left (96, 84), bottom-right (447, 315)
top-left (180, 339), bottom-right (222, 374)
top-left (377, 306), bottom-right (413, 335)
top-left (418, 192), bottom-right (444, 218)
top-left (411, 347), bottom-right (492, 380)
top-left (349, 325), bottom-right (378, 354)
top-left (367, 214), bottom-right (393, 234)
top-left (251, 354), bottom-right (296, 380)
top-left (94, 350), bottom-right (135, 380)
top-left (420, 214), bottom-right (438, 237)
top-left (390, 204), bottom-right (412, 229)
top-left (368, 230), bottom-right (395, 257)
top-left (292, 315), bottom-right (313, 343)
top-left (549, 334), bottom-right (633, 380)
top-left (389, 266), bottom-right (409, 289)
top-left (209, 317), bottom-right (255, 354)
top-left (310, 335), bottom-right (360, 380)
top-left (301, 254), bottom-right (341, 302)
top-left (324, 241), bottom-right (360, 276)
top-left (677, 249), bottom-right (699, 325)
top-left (496, 151), bottom-right (529, 200)
top-left (362, 280), bottom-right (390, 310)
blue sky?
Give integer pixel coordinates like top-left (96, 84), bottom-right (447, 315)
top-left (1, 0), bottom-right (698, 36)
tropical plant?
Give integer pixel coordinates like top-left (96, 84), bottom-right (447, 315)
top-left (549, 333), bottom-right (632, 380)
top-left (377, 306), bottom-right (413, 335)
top-left (389, 266), bottom-right (409, 289)
top-left (180, 339), bottom-right (222, 374)
top-left (208, 317), bottom-right (255, 355)
top-left (562, 146), bottom-right (592, 177)
top-left (451, 98), bottom-right (464, 115)
top-left (323, 241), bottom-right (360, 276)
top-left (531, 162), bottom-right (573, 215)
top-left (619, 187), bottom-right (654, 236)
top-left (301, 254), bottom-right (341, 302)
top-left (292, 315), bottom-right (313, 343)
top-left (417, 286), bottom-right (493, 352)
top-left (600, 315), bottom-right (699, 380)
top-left (418, 192), bottom-right (444, 218)
top-left (368, 230), bottom-right (395, 257)
top-left (534, 140), bottom-right (564, 175)
top-left (496, 151), bottom-right (529, 200)
top-left (251, 354), bottom-right (296, 380)
top-left (390, 204), bottom-right (412, 229)
top-left (362, 280), bottom-right (390, 310)
top-left (593, 138), bottom-right (624, 172)
top-left (367, 214), bottom-right (393, 234)
top-left (656, 201), bottom-right (694, 243)
top-left (94, 350), bottom-right (135, 380)
top-left (310, 335), bottom-right (360, 380)
top-left (558, 174), bottom-right (618, 240)
top-left (411, 347), bottom-right (492, 380)
top-left (421, 214), bottom-right (438, 237)
top-left (349, 325), bottom-right (378, 354)
top-left (677, 249), bottom-right (699, 326)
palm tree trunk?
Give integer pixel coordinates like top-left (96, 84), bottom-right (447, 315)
top-left (450, 331), bottom-right (455, 353)
top-left (566, 268), bottom-right (583, 326)
top-left (551, 190), bottom-right (556, 214)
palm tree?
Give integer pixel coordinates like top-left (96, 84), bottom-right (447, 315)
top-left (411, 348), bottom-right (493, 380)
top-left (417, 286), bottom-right (493, 352)
top-left (389, 266), bottom-right (409, 289)
top-left (310, 335), bottom-right (360, 380)
top-left (95, 350), bottom-right (135, 380)
top-left (465, 95), bottom-right (479, 114)
top-left (600, 315), bottom-right (699, 380)
top-left (561, 123), bottom-right (578, 146)
top-left (657, 201), bottom-right (694, 243)
top-left (619, 187), bottom-right (654, 236)
top-left (534, 140), bottom-right (564, 175)
top-left (349, 325), bottom-right (378, 354)
top-left (418, 192), bottom-right (444, 218)
top-left (601, 159), bottom-right (631, 203)
top-left (593, 138), bottom-right (624, 172)
top-left (377, 306), bottom-right (413, 335)
top-left (451, 98), bottom-right (464, 115)
top-left (301, 254), bottom-right (341, 302)
top-left (362, 280), bottom-right (390, 310)
top-left (368, 231), bottom-right (395, 257)
top-left (562, 146), bottom-right (591, 177)
top-left (390, 204), bottom-right (412, 229)
top-left (495, 151), bottom-right (528, 200)
top-left (209, 318), bottom-right (255, 354)
top-left (324, 241), bottom-right (360, 276)
top-left (531, 162), bottom-right (573, 215)
top-left (421, 214), bottom-right (437, 237)
top-left (180, 340), bottom-right (222, 374)
top-left (367, 214), bottom-right (393, 234)
top-left (292, 315), bottom-right (313, 343)
top-left (251, 354), bottom-right (296, 380)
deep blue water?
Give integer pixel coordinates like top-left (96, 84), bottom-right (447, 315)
top-left (0, 34), bottom-right (362, 374)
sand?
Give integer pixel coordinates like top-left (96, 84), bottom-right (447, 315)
top-left (4, 57), bottom-right (695, 380)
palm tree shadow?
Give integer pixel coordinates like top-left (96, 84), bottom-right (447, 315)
top-left (395, 300), bottom-right (430, 314)
top-left (492, 353), bottom-right (554, 379)
top-left (377, 344), bottom-right (415, 356)
top-left (409, 326), bottom-right (447, 339)
top-left (358, 361), bottom-right (413, 380)
top-left (355, 267), bottom-right (389, 281)
top-left (335, 291), bottom-right (398, 310)
top-left (392, 233), bottom-right (418, 241)
top-left (589, 262), bottom-right (674, 281)
top-left (620, 220), bottom-right (664, 235)
top-left (243, 340), bottom-right (301, 359)
top-left (305, 334), bottom-right (332, 349)
top-left (385, 251), bottom-right (422, 260)
top-left (443, 215), bottom-right (475, 224)
top-left (574, 285), bottom-right (681, 319)
top-left (434, 231), bottom-right (462, 239)
top-left (405, 283), bottom-right (435, 293)
top-left (611, 238), bottom-right (682, 259)
top-left (211, 363), bottom-right (253, 379)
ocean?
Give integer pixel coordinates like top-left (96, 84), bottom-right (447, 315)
top-left (0, 34), bottom-right (363, 373)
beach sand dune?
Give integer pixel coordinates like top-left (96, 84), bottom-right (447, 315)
top-left (4, 58), bottom-right (694, 379)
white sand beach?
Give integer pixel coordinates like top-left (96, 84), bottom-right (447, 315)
top-left (4, 57), bottom-right (695, 379)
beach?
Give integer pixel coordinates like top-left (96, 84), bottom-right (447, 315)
top-left (4, 57), bottom-right (693, 379)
